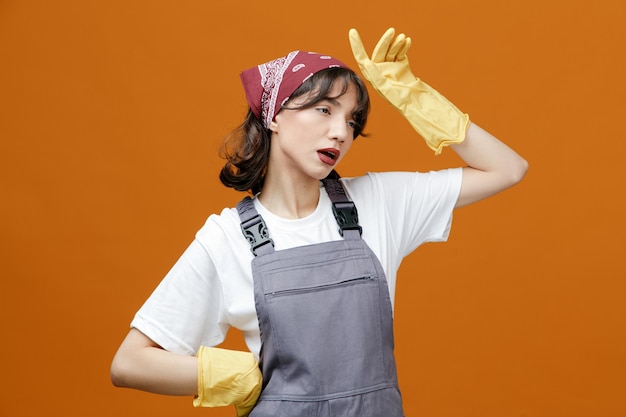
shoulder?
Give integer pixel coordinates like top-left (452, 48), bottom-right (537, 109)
top-left (196, 206), bottom-right (242, 240)
top-left (341, 169), bottom-right (463, 202)
top-left (340, 170), bottom-right (463, 253)
top-left (194, 205), bottom-right (253, 266)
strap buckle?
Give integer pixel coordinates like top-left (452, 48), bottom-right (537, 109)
top-left (332, 201), bottom-right (362, 237)
top-left (240, 214), bottom-right (274, 256)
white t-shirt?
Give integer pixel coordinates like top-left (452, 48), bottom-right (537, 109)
top-left (131, 169), bottom-right (462, 359)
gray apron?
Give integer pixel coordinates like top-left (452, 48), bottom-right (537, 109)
top-left (237, 174), bottom-right (404, 417)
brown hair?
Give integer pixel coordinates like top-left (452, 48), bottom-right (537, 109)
top-left (219, 67), bottom-right (370, 194)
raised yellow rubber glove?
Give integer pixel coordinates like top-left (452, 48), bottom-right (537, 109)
top-left (349, 28), bottom-right (470, 154)
top-left (193, 346), bottom-right (262, 417)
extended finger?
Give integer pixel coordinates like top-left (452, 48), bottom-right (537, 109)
top-left (348, 28), bottom-right (370, 64)
top-left (386, 33), bottom-right (406, 61)
top-left (371, 28), bottom-right (396, 63)
top-left (397, 36), bottom-right (412, 60)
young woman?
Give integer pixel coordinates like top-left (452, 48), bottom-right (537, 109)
top-left (111, 28), bottom-right (528, 417)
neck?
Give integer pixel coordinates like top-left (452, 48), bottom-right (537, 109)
top-left (258, 170), bottom-right (321, 219)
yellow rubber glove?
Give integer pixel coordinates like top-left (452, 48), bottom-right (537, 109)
top-left (193, 346), bottom-right (262, 417)
top-left (349, 28), bottom-right (470, 154)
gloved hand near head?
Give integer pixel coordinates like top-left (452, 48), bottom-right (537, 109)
top-left (349, 27), bottom-right (470, 154)
top-left (193, 346), bottom-right (262, 417)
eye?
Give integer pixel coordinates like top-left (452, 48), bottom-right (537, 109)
top-left (316, 107), bottom-right (331, 115)
top-left (347, 120), bottom-right (357, 129)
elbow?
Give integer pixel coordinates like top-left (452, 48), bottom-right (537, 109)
top-left (110, 360), bottom-right (125, 388)
top-left (110, 355), bottom-right (132, 388)
top-left (509, 156), bottom-right (529, 187)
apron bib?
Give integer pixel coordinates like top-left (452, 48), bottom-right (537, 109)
top-left (237, 175), bottom-right (404, 417)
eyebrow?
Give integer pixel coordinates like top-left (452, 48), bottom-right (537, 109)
top-left (320, 97), bottom-right (341, 106)
top-left (320, 97), bottom-right (360, 118)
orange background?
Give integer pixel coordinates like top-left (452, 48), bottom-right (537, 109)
top-left (1, 1), bottom-right (625, 416)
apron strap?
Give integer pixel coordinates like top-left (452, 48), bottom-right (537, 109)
top-left (236, 196), bottom-right (275, 256)
top-left (322, 170), bottom-right (362, 241)
top-left (236, 171), bottom-right (363, 256)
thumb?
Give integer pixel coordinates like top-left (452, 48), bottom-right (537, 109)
top-left (348, 28), bottom-right (370, 65)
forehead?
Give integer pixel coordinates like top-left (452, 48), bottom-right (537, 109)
top-left (326, 83), bottom-right (358, 107)
top-left (302, 80), bottom-right (358, 107)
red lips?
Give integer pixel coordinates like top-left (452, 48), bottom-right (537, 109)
top-left (317, 148), bottom-right (340, 166)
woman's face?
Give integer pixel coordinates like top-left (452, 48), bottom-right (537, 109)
top-left (268, 82), bottom-right (358, 182)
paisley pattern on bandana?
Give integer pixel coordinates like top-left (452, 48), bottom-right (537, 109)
top-left (259, 51), bottom-right (298, 129)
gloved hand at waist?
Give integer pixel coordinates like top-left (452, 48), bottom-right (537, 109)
top-left (193, 346), bottom-right (262, 417)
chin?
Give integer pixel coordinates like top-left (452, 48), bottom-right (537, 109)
top-left (302, 162), bottom-right (339, 182)
top-left (315, 167), bottom-right (336, 180)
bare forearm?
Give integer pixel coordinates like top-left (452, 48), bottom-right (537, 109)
top-left (110, 328), bottom-right (198, 396)
top-left (451, 122), bottom-right (528, 208)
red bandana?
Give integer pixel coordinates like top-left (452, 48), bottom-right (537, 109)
top-left (240, 51), bottom-right (349, 128)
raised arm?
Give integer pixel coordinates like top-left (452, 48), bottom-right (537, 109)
top-left (349, 27), bottom-right (527, 206)
top-left (452, 122), bottom-right (527, 208)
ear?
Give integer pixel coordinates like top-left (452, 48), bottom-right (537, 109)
top-left (269, 119), bottom-right (279, 132)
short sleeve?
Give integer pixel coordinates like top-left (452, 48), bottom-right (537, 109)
top-left (130, 238), bottom-right (229, 355)
top-left (344, 168), bottom-right (462, 259)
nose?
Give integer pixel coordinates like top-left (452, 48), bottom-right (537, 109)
top-left (329, 116), bottom-right (351, 143)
